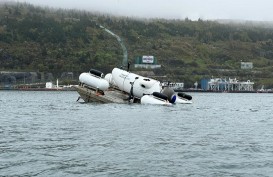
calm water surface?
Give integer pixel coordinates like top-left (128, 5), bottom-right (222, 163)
top-left (0, 91), bottom-right (273, 176)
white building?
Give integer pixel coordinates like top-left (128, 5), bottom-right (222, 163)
top-left (134, 55), bottom-right (161, 69)
top-left (241, 62), bottom-right (253, 69)
top-left (207, 78), bottom-right (254, 91)
top-left (45, 82), bottom-right (54, 88)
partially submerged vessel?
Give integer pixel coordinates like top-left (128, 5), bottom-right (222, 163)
top-left (74, 23), bottom-right (192, 105)
top-left (74, 67), bottom-right (192, 105)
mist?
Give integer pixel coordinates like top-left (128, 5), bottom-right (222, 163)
top-left (14, 0), bottom-right (273, 22)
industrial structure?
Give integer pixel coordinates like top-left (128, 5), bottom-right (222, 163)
top-left (201, 78), bottom-right (254, 92)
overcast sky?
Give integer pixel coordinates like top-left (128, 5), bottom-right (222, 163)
top-left (16, 0), bottom-right (273, 21)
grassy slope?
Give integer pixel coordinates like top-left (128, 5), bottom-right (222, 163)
top-left (1, 3), bottom-right (273, 88)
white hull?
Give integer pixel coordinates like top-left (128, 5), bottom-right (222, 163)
top-left (175, 97), bottom-right (193, 104)
top-left (141, 95), bottom-right (172, 105)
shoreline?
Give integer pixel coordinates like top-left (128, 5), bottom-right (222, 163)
top-left (1, 87), bottom-right (271, 93)
top-left (0, 88), bottom-right (76, 91)
top-left (175, 89), bottom-right (273, 93)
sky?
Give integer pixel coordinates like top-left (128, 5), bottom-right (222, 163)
top-left (15, 0), bottom-right (273, 21)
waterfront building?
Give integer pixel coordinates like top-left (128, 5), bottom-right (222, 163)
top-left (201, 78), bottom-right (254, 92)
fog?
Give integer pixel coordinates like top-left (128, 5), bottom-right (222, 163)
top-left (15, 0), bottom-right (273, 21)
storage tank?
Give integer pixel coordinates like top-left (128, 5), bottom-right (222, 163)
top-left (201, 78), bottom-right (209, 91)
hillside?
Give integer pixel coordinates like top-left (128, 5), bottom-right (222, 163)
top-left (1, 2), bottom-right (273, 88)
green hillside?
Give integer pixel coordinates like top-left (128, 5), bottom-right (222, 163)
top-left (1, 2), bottom-right (273, 88)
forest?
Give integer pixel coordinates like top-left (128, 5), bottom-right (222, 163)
top-left (1, 2), bottom-right (273, 88)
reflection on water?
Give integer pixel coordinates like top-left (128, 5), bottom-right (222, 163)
top-left (1, 91), bottom-right (273, 176)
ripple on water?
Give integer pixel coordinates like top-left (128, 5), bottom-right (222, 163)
top-left (1, 92), bottom-right (273, 176)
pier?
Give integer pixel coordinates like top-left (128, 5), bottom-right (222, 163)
top-left (202, 78), bottom-right (254, 92)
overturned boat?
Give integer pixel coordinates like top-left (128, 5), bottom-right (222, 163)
top-left (74, 67), bottom-right (193, 105)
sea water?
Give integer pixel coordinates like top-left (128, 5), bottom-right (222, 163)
top-left (0, 91), bottom-right (273, 176)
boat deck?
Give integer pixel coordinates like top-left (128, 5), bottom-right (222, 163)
top-left (74, 85), bottom-right (129, 103)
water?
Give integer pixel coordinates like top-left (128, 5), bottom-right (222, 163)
top-left (1, 91), bottom-right (273, 177)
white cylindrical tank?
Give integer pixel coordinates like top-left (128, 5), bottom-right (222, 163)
top-left (79, 72), bottom-right (109, 91)
top-left (111, 68), bottom-right (161, 98)
top-left (104, 73), bottom-right (116, 86)
top-left (111, 68), bottom-right (138, 92)
top-left (133, 78), bottom-right (161, 98)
